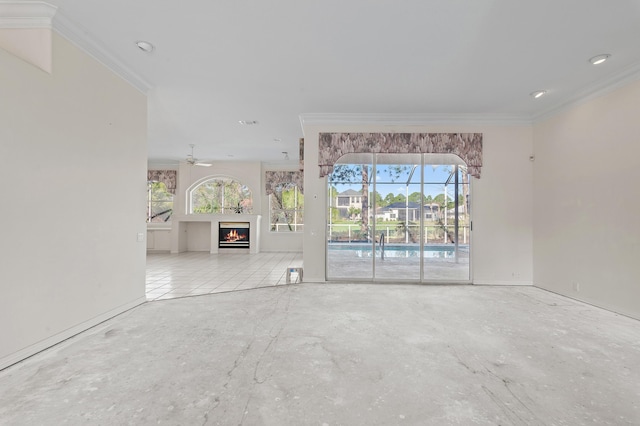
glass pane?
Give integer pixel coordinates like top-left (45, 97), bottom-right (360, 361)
top-left (327, 155), bottom-right (374, 280)
top-left (192, 180), bottom-right (223, 213)
top-left (326, 154), bottom-right (471, 283)
top-left (422, 164), bottom-right (470, 281)
top-left (191, 177), bottom-right (253, 214)
top-left (270, 186), bottom-right (303, 232)
top-left (374, 155), bottom-right (421, 280)
top-left (147, 182), bottom-right (173, 222)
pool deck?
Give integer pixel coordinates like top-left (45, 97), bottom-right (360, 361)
top-left (327, 243), bottom-right (470, 282)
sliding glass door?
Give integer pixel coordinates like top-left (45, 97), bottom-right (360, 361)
top-left (373, 154), bottom-right (421, 280)
top-left (422, 163), bottom-right (470, 281)
top-left (327, 153), bottom-right (470, 283)
top-left (327, 154), bottom-right (374, 281)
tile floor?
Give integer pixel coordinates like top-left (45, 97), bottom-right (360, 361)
top-left (145, 251), bottom-right (302, 301)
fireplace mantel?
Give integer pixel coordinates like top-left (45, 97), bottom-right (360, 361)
top-left (170, 214), bottom-right (261, 254)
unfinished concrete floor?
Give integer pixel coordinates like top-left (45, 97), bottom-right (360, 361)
top-left (1, 284), bottom-right (639, 425)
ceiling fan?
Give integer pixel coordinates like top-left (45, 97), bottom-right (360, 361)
top-left (186, 144), bottom-right (212, 167)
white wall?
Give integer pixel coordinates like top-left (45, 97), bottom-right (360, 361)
top-left (472, 126), bottom-right (534, 285)
top-left (161, 161), bottom-right (303, 253)
top-left (301, 124), bottom-right (534, 284)
top-left (533, 79), bottom-right (640, 319)
top-left (0, 28), bottom-right (52, 73)
top-left (172, 161), bottom-right (260, 253)
top-left (0, 33), bottom-right (147, 369)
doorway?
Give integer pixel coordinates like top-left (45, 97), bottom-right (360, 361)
top-left (326, 153), bottom-right (471, 282)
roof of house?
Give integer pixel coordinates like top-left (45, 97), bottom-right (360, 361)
top-left (378, 202), bottom-right (422, 211)
top-left (337, 189), bottom-right (362, 196)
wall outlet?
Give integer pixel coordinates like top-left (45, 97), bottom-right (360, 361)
top-left (137, 232), bottom-right (144, 242)
top-left (572, 282), bottom-right (580, 292)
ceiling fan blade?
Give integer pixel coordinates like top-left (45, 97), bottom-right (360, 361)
top-left (186, 144), bottom-right (211, 166)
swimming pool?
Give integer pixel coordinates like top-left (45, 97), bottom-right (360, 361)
top-left (328, 243), bottom-right (468, 259)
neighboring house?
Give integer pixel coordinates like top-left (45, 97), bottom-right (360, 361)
top-left (335, 189), bottom-right (363, 218)
top-left (376, 202), bottom-right (421, 222)
top-left (424, 203), bottom-right (440, 220)
top-left (445, 205), bottom-right (467, 219)
top-left (375, 203), bottom-right (458, 221)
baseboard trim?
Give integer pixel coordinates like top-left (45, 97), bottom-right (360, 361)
top-left (303, 276), bottom-right (326, 283)
top-left (473, 280), bottom-right (533, 286)
top-left (0, 296), bottom-right (146, 371)
top-left (534, 285), bottom-right (640, 321)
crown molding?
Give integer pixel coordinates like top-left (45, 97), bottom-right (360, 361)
top-left (0, 1), bottom-right (57, 28)
top-left (299, 112), bottom-right (533, 128)
top-left (0, 2), bottom-right (151, 91)
top-left (52, 11), bottom-right (152, 94)
top-left (533, 59), bottom-right (640, 123)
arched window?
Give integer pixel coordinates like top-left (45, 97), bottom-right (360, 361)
top-left (189, 176), bottom-right (253, 214)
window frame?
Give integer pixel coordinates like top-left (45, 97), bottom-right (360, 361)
top-left (147, 181), bottom-right (174, 223)
top-left (188, 176), bottom-right (253, 215)
top-left (269, 183), bottom-right (304, 233)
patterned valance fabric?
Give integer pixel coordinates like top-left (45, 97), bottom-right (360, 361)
top-left (299, 138), bottom-right (304, 171)
top-left (147, 170), bottom-right (177, 194)
top-left (318, 133), bottom-right (483, 178)
top-left (265, 171), bottom-right (304, 195)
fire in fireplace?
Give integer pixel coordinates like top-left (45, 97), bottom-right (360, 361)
top-left (219, 222), bottom-right (250, 249)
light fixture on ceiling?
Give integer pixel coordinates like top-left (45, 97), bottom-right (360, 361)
top-left (238, 120), bottom-right (259, 125)
top-left (530, 90), bottom-right (547, 99)
top-left (186, 144), bottom-right (212, 167)
top-left (135, 40), bottom-right (154, 53)
top-left (588, 54), bottom-right (611, 65)
top-left (282, 151), bottom-right (289, 160)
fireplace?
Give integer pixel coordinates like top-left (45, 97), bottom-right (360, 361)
top-left (219, 222), bottom-right (250, 249)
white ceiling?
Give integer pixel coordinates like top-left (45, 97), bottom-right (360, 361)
top-left (28, 0), bottom-right (640, 165)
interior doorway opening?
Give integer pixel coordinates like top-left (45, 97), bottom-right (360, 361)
top-left (326, 153), bottom-right (471, 282)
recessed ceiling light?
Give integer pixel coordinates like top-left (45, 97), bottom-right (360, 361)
top-left (588, 54), bottom-right (611, 65)
top-left (530, 90), bottom-right (547, 99)
top-left (238, 120), bottom-right (259, 125)
top-left (135, 41), bottom-right (154, 53)
top-left (273, 138), bottom-right (282, 143)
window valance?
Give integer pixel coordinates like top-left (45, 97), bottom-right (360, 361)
top-left (147, 170), bottom-right (177, 194)
top-left (265, 171), bottom-right (304, 195)
top-left (318, 133), bottom-right (483, 178)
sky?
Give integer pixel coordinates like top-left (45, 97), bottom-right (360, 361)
top-left (330, 164), bottom-right (467, 199)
